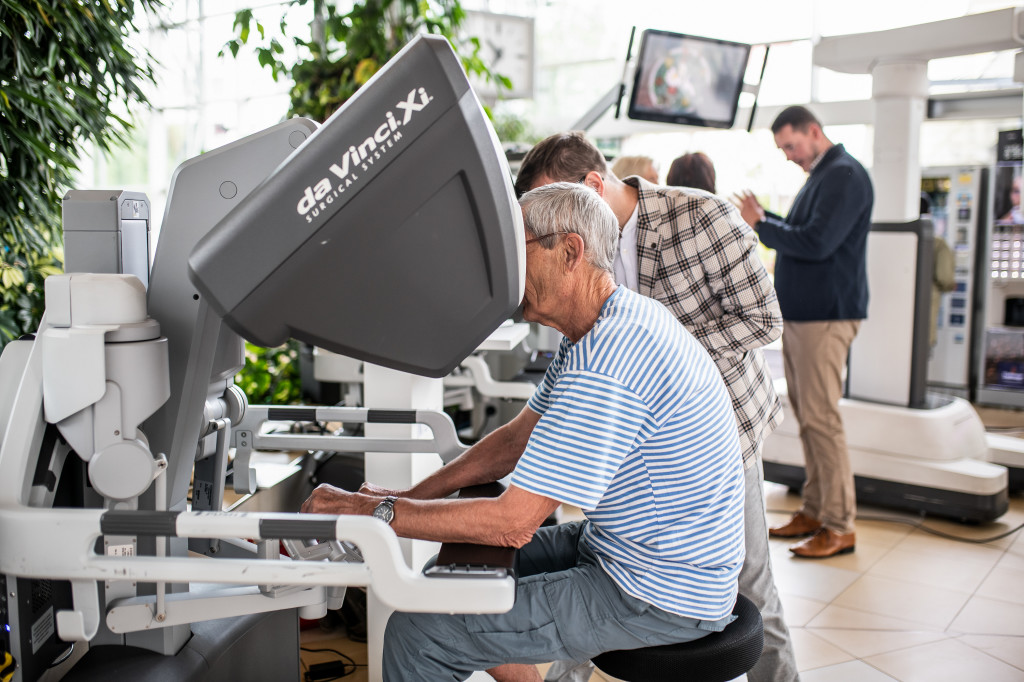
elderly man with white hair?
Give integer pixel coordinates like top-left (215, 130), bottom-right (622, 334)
top-left (302, 182), bottom-right (746, 682)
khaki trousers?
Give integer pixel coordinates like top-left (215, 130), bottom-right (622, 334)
top-left (782, 320), bottom-right (861, 534)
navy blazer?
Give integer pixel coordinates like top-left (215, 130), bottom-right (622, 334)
top-left (756, 144), bottom-right (873, 321)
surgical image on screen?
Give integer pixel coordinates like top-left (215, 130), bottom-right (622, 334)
top-left (629, 32), bottom-right (748, 128)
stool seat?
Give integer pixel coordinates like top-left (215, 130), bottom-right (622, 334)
top-left (592, 593), bottom-right (763, 682)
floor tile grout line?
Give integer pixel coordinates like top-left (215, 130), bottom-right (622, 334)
top-left (826, 634), bottom-right (1024, 681)
top-left (807, 626), bottom-right (959, 664)
top-left (863, 542), bottom-right (1007, 598)
top-left (789, 597), bottom-right (830, 627)
top-left (807, 625), bottom-right (952, 635)
top-left (853, 521), bottom-right (912, 578)
top-left (859, 657), bottom-right (906, 682)
top-left (797, 626), bottom-right (881, 662)
top-left (835, 558), bottom-right (982, 598)
top-left (816, 556), bottom-right (954, 630)
top-left (805, 593), bottom-right (959, 633)
top-left (946, 632), bottom-right (1024, 674)
top-left (942, 543), bottom-right (1009, 633)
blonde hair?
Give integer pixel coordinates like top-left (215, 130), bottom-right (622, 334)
top-left (611, 155), bottom-right (658, 183)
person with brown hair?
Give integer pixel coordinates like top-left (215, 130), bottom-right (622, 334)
top-left (516, 130), bottom-right (798, 682)
top-left (666, 151), bottom-right (717, 193)
top-left (610, 154), bottom-right (659, 183)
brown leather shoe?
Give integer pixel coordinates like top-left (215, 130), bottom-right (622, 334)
top-left (768, 511), bottom-right (822, 538)
top-left (789, 528), bottom-right (855, 558)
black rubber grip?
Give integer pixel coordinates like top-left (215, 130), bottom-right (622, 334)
top-left (268, 407), bottom-right (319, 421)
top-left (367, 409), bottom-right (417, 424)
top-left (259, 518), bottom-right (338, 540)
top-left (101, 510), bottom-right (180, 537)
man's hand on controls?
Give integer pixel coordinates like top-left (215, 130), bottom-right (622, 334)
top-left (731, 190), bottom-right (766, 229)
top-left (301, 482), bottom-right (376, 516)
top-left (359, 481), bottom-right (407, 498)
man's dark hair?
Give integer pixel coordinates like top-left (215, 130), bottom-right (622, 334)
top-left (666, 152), bottom-right (717, 193)
top-left (771, 106), bottom-right (822, 134)
top-left (513, 131), bottom-right (608, 198)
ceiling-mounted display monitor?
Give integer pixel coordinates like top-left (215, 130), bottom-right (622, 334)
top-left (627, 29), bottom-right (750, 129)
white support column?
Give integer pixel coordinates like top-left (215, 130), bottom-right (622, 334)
top-left (362, 362), bottom-right (445, 682)
top-left (870, 61), bottom-right (929, 222)
top-left (849, 61), bottom-right (929, 406)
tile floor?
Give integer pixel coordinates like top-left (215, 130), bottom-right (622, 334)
top-left (754, 482), bottom-right (1024, 682)
top-left (300, 410), bottom-right (1024, 682)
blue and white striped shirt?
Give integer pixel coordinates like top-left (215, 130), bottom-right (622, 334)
top-left (511, 286), bottom-right (745, 620)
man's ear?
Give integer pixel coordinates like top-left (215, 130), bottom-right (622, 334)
top-left (583, 170), bottom-right (605, 197)
top-left (561, 233), bottom-right (586, 271)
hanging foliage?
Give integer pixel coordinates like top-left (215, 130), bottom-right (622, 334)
top-left (0, 0), bottom-right (163, 346)
top-left (221, 0), bottom-right (509, 122)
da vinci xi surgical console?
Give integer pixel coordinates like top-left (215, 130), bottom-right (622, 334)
top-left (0, 35), bottom-right (523, 681)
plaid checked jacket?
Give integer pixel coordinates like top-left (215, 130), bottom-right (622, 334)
top-left (625, 177), bottom-right (784, 467)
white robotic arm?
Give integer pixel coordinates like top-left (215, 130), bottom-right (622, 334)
top-left (40, 273), bottom-right (169, 502)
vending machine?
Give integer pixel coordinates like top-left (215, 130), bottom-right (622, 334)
top-left (922, 166), bottom-right (990, 399)
top-left (977, 129), bottom-right (1024, 409)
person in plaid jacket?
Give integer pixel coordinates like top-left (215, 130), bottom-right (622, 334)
top-left (515, 131), bottom-right (798, 682)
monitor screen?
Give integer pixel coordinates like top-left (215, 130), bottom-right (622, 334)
top-left (627, 29), bottom-right (750, 129)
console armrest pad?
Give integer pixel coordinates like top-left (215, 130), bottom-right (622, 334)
top-left (425, 483), bottom-right (516, 580)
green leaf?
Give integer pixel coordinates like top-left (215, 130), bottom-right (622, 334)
top-left (233, 9), bottom-right (253, 32)
top-left (1, 267), bottom-right (25, 289)
top-left (46, 39), bottom-right (58, 70)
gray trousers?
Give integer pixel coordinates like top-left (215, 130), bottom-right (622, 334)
top-left (741, 453), bottom-right (800, 682)
top-left (546, 455), bottom-right (800, 682)
top-left (383, 521), bottom-right (731, 682)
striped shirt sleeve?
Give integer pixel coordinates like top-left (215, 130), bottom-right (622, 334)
top-left (513, 370), bottom-right (650, 510)
top-left (526, 338), bottom-right (569, 416)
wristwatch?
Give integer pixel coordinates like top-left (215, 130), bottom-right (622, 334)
top-left (372, 496), bottom-right (398, 525)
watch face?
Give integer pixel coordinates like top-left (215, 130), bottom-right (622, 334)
top-left (373, 497), bottom-right (396, 524)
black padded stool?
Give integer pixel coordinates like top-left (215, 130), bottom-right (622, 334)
top-left (592, 593), bottom-right (763, 682)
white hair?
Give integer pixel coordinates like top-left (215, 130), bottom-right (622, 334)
top-left (518, 182), bottom-right (618, 273)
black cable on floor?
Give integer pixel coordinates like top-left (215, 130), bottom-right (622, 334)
top-left (300, 646), bottom-right (366, 681)
top-left (766, 509), bottom-right (1024, 544)
top-left (983, 425), bottom-right (1024, 433)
